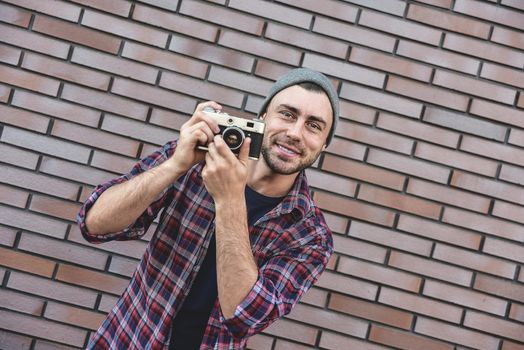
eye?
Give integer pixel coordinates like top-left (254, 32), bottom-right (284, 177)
top-left (280, 110), bottom-right (295, 119)
top-left (307, 121), bottom-right (322, 132)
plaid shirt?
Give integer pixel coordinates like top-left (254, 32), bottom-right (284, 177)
top-left (77, 140), bottom-right (333, 350)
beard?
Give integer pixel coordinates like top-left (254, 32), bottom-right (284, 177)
top-left (260, 135), bottom-right (322, 175)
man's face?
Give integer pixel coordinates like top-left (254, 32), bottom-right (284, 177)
top-left (260, 85), bottom-right (333, 175)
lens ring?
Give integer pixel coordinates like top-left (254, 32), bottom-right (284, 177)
top-left (222, 127), bottom-right (245, 150)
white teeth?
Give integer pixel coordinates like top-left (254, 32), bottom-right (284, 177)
top-left (278, 145), bottom-right (297, 155)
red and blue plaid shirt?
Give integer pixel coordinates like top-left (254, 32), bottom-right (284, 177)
top-left (77, 140), bottom-right (333, 349)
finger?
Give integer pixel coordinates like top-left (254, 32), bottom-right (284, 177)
top-left (186, 121), bottom-right (216, 145)
top-left (197, 101), bottom-right (222, 113)
top-left (238, 137), bottom-right (251, 163)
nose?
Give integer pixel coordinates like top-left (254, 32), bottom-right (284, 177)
top-left (286, 120), bottom-right (304, 140)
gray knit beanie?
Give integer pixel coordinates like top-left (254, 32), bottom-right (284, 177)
top-left (258, 68), bottom-right (339, 146)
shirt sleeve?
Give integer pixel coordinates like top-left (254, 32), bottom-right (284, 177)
top-left (76, 140), bottom-right (178, 244)
top-left (221, 223), bottom-right (333, 339)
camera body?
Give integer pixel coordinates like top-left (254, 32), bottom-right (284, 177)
top-left (198, 108), bottom-right (265, 160)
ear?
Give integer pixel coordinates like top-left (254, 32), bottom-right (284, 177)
top-left (259, 112), bottom-right (267, 120)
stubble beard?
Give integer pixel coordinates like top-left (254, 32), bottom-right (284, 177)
top-left (260, 136), bottom-right (322, 175)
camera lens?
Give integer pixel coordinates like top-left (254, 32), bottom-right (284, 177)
top-left (222, 127), bottom-right (245, 151)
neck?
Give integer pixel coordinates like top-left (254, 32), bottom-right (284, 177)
top-left (247, 159), bottom-right (298, 198)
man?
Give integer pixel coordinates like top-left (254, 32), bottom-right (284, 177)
top-left (77, 68), bottom-right (339, 349)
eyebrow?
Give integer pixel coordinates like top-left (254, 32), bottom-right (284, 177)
top-left (279, 104), bottom-right (328, 126)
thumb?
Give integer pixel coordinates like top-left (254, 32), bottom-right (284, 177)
top-left (238, 137), bottom-right (251, 164)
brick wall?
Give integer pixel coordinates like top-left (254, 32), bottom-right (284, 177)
top-left (0, 0), bottom-right (523, 349)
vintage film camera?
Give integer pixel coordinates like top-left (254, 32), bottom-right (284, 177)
top-left (197, 107), bottom-right (265, 160)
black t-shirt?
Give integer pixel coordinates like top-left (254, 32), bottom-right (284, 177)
top-left (169, 186), bottom-right (283, 349)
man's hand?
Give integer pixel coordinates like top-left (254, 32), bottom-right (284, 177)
top-left (202, 135), bottom-right (251, 203)
top-left (168, 101), bottom-right (222, 174)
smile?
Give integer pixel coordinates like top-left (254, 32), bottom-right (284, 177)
top-left (276, 143), bottom-right (301, 156)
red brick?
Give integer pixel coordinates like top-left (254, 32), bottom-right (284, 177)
top-left (169, 34), bottom-right (254, 72)
top-left (91, 151), bottom-right (136, 175)
top-left (369, 324), bottom-right (453, 350)
top-left (101, 114), bottom-right (178, 146)
top-left (267, 22), bottom-right (348, 59)
top-left (333, 233), bottom-right (387, 263)
top-left (159, 72), bottom-right (242, 109)
top-left (492, 200), bottom-right (524, 225)
top-left (300, 286), bottom-right (328, 307)
top-left (0, 3), bottom-right (31, 27)
top-left (350, 46), bottom-right (432, 82)
top-left (321, 330), bottom-right (389, 350)
top-left (415, 317), bottom-right (501, 350)
top-left (0, 289), bottom-right (44, 316)
top-left (389, 250), bottom-right (473, 286)
top-left (314, 191), bottom-right (396, 227)
top-left (7, 270), bottom-right (98, 308)
top-left (71, 46), bottom-right (158, 84)
top-left (132, 4), bottom-right (217, 42)
top-left (465, 310), bottom-right (524, 342)
top-left (61, 83), bottom-right (149, 120)
top-left (19, 231), bottom-right (108, 270)
top-left (305, 168), bottom-right (357, 197)
top-left (229, 0), bottom-right (312, 29)
top-left (483, 237), bottom-right (524, 263)
top-left (444, 33), bottom-right (524, 69)
top-left (452, 170), bottom-right (524, 205)
top-left (461, 135), bottom-right (524, 167)
top-left (34, 340), bottom-right (82, 350)
top-left (444, 206), bottom-right (524, 242)
top-left (273, 338), bottom-right (315, 350)
top-left (69, 0), bottom-right (132, 16)
top-left (367, 148), bottom-right (450, 184)
top-left (114, 76), bottom-right (198, 114)
top-left (264, 318), bottom-right (318, 345)
top-left (475, 274), bottom-right (524, 303)
top-left (502, 340), bottom-right (524, 350)
top-left (454, 0), bottom-right (524, 30)
top-left (3, 126), bottom-right (91, 163)
top-left (350, 220), bottom-right (433, 256)
top-left (313, 16), bottom-right (396, 52)
top-left (28, 195), bottom-right (80, 222)
top-left (408, 178), bottom-right (490, 213)
top-left (149, 108), bottom-right (188, 131)
top-left (0, 226), bottom-right (18, 247)
top-left (0, 23), bottom-right (70, 59)
top-left (136, 0), bottom-right (179, 11)
top-left (481, 63), bottom-right (524, 89)
top-left (82, 9), bottom-right (168, 48)
top-left (470, 99), bottom-right (524, 128)
top-left (434, 70), bottom-right (516, 105)
top-left (0, 143), bottom-right (40, 170)
top-left (79, 185), bottom-right (95, 203)
top-left (360, 10), bottom-right (442, 46)
top-left (0, 64), bottom-right (60, 96)
top-left (0, 43), bottom-right (20, 65)
top-left (341, 83), bottom-right (423, 118)
top-left (415, 0), bottom-right (452, 8)
top-left (122, 41), bottom-right (207, 79)
top-left (68, 225), bottom-right (147, 260)
top-left (388, 76), bottom-right (469, 111)
top-left (108, 255), bottom-right (139, 277)
top-left (0, 205), bottom-right (69, 239)
top-left (40, 156), bottom-right (117, 187)
top-left (277, 0), bottom-right (358, 22)
top-left (509, 128), bottom-right (524, 148)
top-left (0, 105), bottom-right (50, 134)
top-left (381, 112), bottom-right (460, 147)
top-left (98, 294), bottom-right (119, 313)
top-left (44, 301), bottom-right (106, 331)
top-left (180, 0), bottom-right (263, 35)
top-left (492, 26), bottom-right (524, 51)
top-left (424, 279), bottom-right (508, 316)
top-left (209, 66), bottom-right (273, 96)
top-left (509, 303), bottom-right (524, 323)
top-left (398, 214), bottom-right (481, 249)
top-left (330, 293), bottom-right (413, 329)
top-left (317, 270), bottom-right (378, 300)
top-left (338, 256), bottom-right (422, 292)
top-left (0, 184), bottom-right (29, 208)
top-left (323, 212), bottom-right (348, 235)
top-left (220, 29), bottom-right (302, 66)
top-left (435, 243), bottom-right (517, 278)
top-left (304, 53), bottom-right (385, 88)
top-left (0, 163), bottom-right (79, 201)
top-left (502, 0), bottom-right (524, 10)
top-left (339, 100), bottom-right (376, 125)
top-left (0, 246), bottom-right (55, 277)
top-left (408, 4), bottom-right (490, 39)
top-left (287, 303), bottom-right (368, 337)
top-left (12, 90), bottom-right (101, 127)
top-left (519, 94), bottom-right (524, 109)
top-left (0, 83), bottom-right (12, 102)
top-left (33, 15), bottom-right (121, 54)
top-left (380, 287), bottom-right (463, 323)
top-left (397, 40), bottom-right (480, 75)
top-left (4, 0), bottom-right (81, 22)
top-left (0, 309), bottom-right (87, 347)
top-left (57, 263), bottom-right (129, 295)
top-left (0, 330), bottom-right (32, 350)
top-left (323, 154), bottom-right (405, 190)
top-left (247, 334), bottom-right (273, 350)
